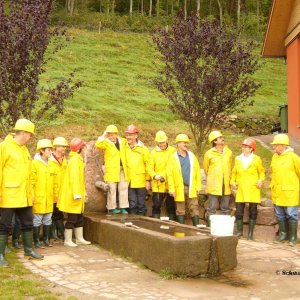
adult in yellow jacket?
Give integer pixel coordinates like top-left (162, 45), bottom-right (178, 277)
top-left (57, 138), bottom-right (91, 247)
top-left (49, 137), bottom-right (68, 239)
top-left (148, 131), bottom-right (176, 220)
top-left (167, 134), bottom-right (202, 225)
top-left (32, 139), bottom-right (58, 248)
top-left (203, 131), bottom-right (232, 224)
top-left (0, 119), bottom-right (43, 266)
top-left (270, 134), bottom-right (300, 246)
top-left (124, 125), bottom-right (150, 215)
top-left (96, 125), bottom-right (129, 214)
top-left (230, 138), bottom-right (265, 240)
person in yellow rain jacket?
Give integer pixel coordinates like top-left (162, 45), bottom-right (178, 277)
top-left (48, 137), bottom-right (68, 240)
top-left (96, 125), bottom-right (129, 214)
top-left (148, 131), bottom-right (176, 220)
top-left (167, 134), bottom-right (202, 226)
top-left (124, 125), bottom-right (150, 215)
top-left (57, 138), bottom-right (91, 247)
top-left (203, 131), bottom-right (232, 225)
top-left (230, 138), bottom-right (265, 240)
top-left (32, 139), bottom-right (58, 248)
top-left (0, 119), bottom-right (43, 267)
top-left (270, 134), bottom-right (300, 246)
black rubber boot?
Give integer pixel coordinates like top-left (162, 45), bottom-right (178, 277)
top-left (0, 235), bottom-right (9, 267)
top-left (248, 219), bottom-right (256, 241)
top-left (192, 216), bottom-right (199, 226)
top-left (236, 219), bottom-right (243, 238)
top-left (43, 225), bottom-right (53, 247)
top-left (277, 220), bottom-right (288, 242)
top-left (152, 214), bottom-right (160, 219)
top-left (12, 227), bottom-right (22, 249)
top-left (22, 231), bottom-right (44, 260)
top-left (288, 220), bottom-right (298, 246)
top-left (177, 215), bottom-right (185, 224)
top-left (56, 220), bottom-right (65, 240)
top-left (206, 218), bottom-right (210, 228)
top-left (33, 226), bottom-right (44, 249)
top-left (168, 214), bottom-right (176, 221)
top-left (50, 222), bottom-right (59, 240)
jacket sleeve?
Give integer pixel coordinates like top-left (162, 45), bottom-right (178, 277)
top-left (194, 156), bottom-right (202, 191)
top-left (69, 158), bottom-right (83, 199)
top-left (203, 152), bottom-right (209, 175)
top-left (293, 153), bottom-right (300, 180)
top-left (148, 153), bottom-right (156, 179)
top-left (230, 158), bottom-right (237, 185)
top-left (95, 132), bottom-right (107, 150)
top-left (257, 157), bottom-right (265, 181)
top-left (143, 147), bottom-right (151, 181)
top-left (167, 157), bottom-right (175, 193)
top-left (31, 161), bottom-right (37, 200)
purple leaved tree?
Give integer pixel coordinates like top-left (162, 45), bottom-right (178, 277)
top-left (0, 0), bottom-right (82, 135)
top-left (152, 13), bottom-right (261, 153)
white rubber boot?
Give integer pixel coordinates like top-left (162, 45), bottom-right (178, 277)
top-left (64, 229), bottom-right (77, 247)
top-left (74, 227), bottom-right (91, 245)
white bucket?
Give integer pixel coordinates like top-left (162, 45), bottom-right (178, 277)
top-left (210, 215), bottom-right (235, 236)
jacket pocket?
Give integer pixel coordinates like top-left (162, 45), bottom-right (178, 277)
top-left (4, 182), bottom-right (20, 188)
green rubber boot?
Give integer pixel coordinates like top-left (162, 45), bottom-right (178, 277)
top-left (288, 220), bottom-right (298, 246)
top-left (168, 214), bottom-right (176, 221)
top-left (236, 219), bottom-right (243, 238)
top-left (177, 215), bottom-right (185, 224)
top-left (276, 220), bottom-right (288, 242)
top-left (50, 222), bottom-right (59, 240)
top-left (22, 231), bottom-right (44, 260)
top-left (0, 235), bottom-right (9, 267)
top-left (192, 216), bottom-right (199, 226)
top-left (56, 220), bottom-right (65, 240)
top-left (43, 225), bottom-right (53, 247)
top-left (33, 226), bottom-right (44, 249)
top-left (152, 214), bottom-right (160, 219)
top-left (12, 226), bottom-right (22, 249)
top-left (247, 219), bottom-right (256, 241)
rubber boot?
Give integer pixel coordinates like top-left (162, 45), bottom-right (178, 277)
top-left (56, 220), bottom-right (65, 240)
top-left (192, 216), bottom-right (200, 226)
top-left (74, 227), bottom-right (91, 245)
top-left (22, 231), bottom-right (44, 260)
top-left (43, 225), bottom-right (53, 247)
top-left (120, 208), bottom-right (128, 214)
top-left (288, 220), bottom-right (298, 246)
top-left (276, 220), bottom-right (288, 242)
top-left (0, 235), bottom-right (9, 267)
top-left (247, 219), bottom-right (256, 241)
top-left (206, 218), bottom-right (211, 228)
top-left (12, 227), bottom-right (22, 249)
top-left (109, 208), bottom-right (121, 214)
top-left (64, 229), bottom-right (77, 247)
top-left (152, 213), bottom-right (160, 219)
top-left (236, 219), bottom-right (243, 238)
top-left (33, 226), bottom-right (44, 249)
top-left (168, 214), bottom-right (176, 221)
top-left (177, 215), bottom-right (185, 224)
top-left (50, 222), bottom-right (59, 240)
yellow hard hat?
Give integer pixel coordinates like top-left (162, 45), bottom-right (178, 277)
top-left (14, 118), bottom-right (35, 134)
top-left (36, 139), bottom-right (53, 151)
top-left (53, 137), bottom-right (68, 147)
top-left (271, 133), bottom-right (289, 145)
top-left (155, 130), bottom-right (168, 143)
top-left (105, 125), bottom-right (118, 133)
top-left (175, 134), bottom-right (190, 143)
top-left (208, 130), bottom-right (223, 143)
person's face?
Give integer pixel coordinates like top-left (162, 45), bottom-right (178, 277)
top-left (55, 145), bottom-right (67, 156)
top-left (20, 131), bottom-right (33, 145)
top-left (214, 136), bottom-right (225, 146)
top-left (272, 144), bottom-right (286, 155)
top-left (158, 141), bottom-right (167, 150)
top-left (107, 132), bottom-right (117, 143)
top-left (242, 145), bottom-right (252, 156)
top-left (177, 141), bottom-right (189, 152)
top-left (41, 148), bottom-right (52, 160)
top-left (126, 133), bottom-right (137, 145)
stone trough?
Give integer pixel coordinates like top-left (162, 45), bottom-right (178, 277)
top-left (83, 212), bottom-right (238, 277)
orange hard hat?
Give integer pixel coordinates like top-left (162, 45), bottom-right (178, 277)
top-left (69, 138), bottom-right (86, 152)
top-left (242, 138), bottom-right (256, 151)
top-left (125, 124), bottom-right (138, 134)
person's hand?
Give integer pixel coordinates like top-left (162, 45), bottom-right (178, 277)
top-left (169, 192), bottom-right (175, 198)
top-left (231, 182), bottom-right (238, 190)
top-left (154, 175), bottom-right (162, 181)
top-left (197, 190), bottom-right (202, 195)
top-left (256, 180), bottom-right (263, 188)
top-left (74, 195), bottom-right (82, 200)
top-left (146, 181), bottom-right (151, 191)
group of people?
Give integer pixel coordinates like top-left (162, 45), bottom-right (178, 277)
top-left (97, 125), bottom-right (300, 247)
top-left (0, 119), bottom-right (299, 267)
top-left (0, 119), bottom-right (91, 267)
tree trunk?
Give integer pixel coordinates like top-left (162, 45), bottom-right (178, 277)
top-left (166, 0), bottom-right (169, 15)
top-left (257, 0), bottom-right (260, 34)
top-left (237, 0), bottom-right (241, 28)
top-left (112, 0), bottom-right (115, 14)
top-left (197, 0), bottom-right (201, 17)
top-left (149, 0), bottom-right (152, 16)
top-left (156, 0), bottom-right (159, 17)
top-left (171, 0), bottom-right (174, 15)
top-left (216, 0), bottom-right (223, 26)
top-left (66, 0), bottom-right (75, 16)
top-left (184, 0), bottom-right (187, 20)
top-left (130, 0), bottom-right (133, 16)
top-left (141, 0), bottom-right (144, 15)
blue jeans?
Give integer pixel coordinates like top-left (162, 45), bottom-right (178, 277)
top-left (274, 205), bottom-right (298, 222)
top-left (128, 188), bottom-right (147, 215)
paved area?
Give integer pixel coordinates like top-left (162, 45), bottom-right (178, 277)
top-left (18, 239), bottom-right (300, 299)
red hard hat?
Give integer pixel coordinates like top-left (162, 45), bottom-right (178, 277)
top-left (125, 124), bottom-right (138, 134)
top-left (242, 138), bottom-right (256, 151)
top-left (69, 138), bottom-right (86, 152)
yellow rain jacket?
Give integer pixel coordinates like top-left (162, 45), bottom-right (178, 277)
top-left (270, 148), bottom-right (300, 206)
top-left (57, 151), bottom-right (85, 214)
top-left (148, 145), bottom-right (176, 193)
top-left (230, 154), bottom-right (265, 203)
top-left (0, 134), bottom-right (32, 208)
top-left (49, 154), bottom-right (67, 204)
top-left (31, 154), bottom-right (58, 214)
top-left (125, 141), bottom-right (150, 188)
top-left (167, 151), bottom-right (202, 202)
top-left (203, 146), bottom-right (232, 196)
top-left (95, 136), bottom-right (128, 182)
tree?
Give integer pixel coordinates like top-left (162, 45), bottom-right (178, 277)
top-left (152, 13), bottom-right (261, 153)
top-left (0, 0), bottom-right (82, 135)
